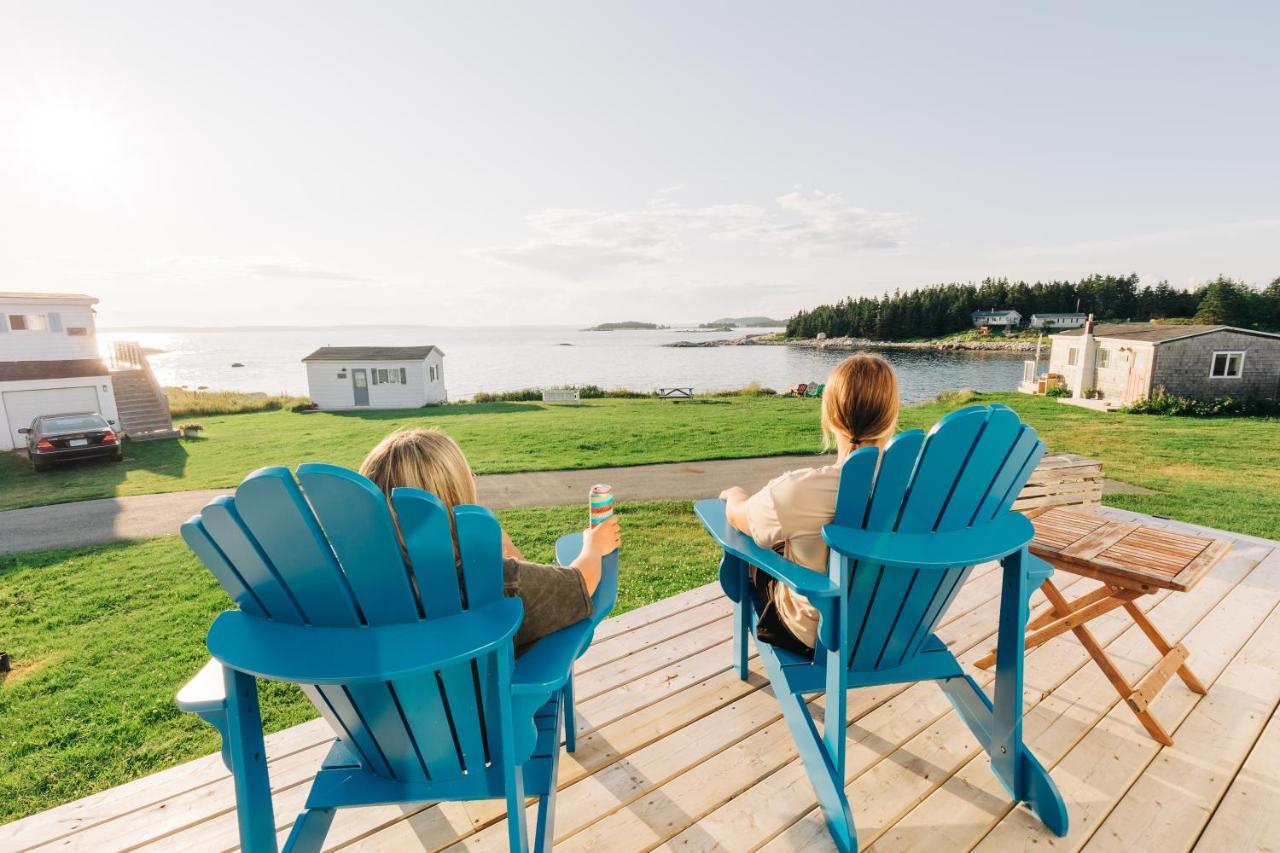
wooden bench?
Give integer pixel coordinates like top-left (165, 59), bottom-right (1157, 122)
top-left (658, 387), bottom-right (694, 400)
top-left (1010, 452), bottom-right (1103, 512)
top-left (541, 388), bottom-right (581, 406)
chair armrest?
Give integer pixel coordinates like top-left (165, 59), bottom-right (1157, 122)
top-left (555, 532), bottom-right (620, 629)
top-left (206, 598), bottom-right (524, 684)
top-left (693, 498), bottom-right (840, 599)
top-left (176, 658), bottom-right (227, 715)
top-left (821, 512), bottom-right (1035, 570)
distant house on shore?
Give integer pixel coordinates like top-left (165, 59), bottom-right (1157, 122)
top-left (1030, 312), bottom-right (1087, 330)
top-left (971, 310), bottom-right (1022, 330)
top-left (302, 346), bottom-right (446, 410)
top-left (1048, 323), bottom-right (1280, 405)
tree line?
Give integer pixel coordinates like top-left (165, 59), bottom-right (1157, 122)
top-left (784, 274), bottom-right (1280, 341)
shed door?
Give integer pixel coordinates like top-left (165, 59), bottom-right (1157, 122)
top-left (4, 386), bottom-right (103, 448)
top-left (351, 369), bottom-right (369, 406)
top-left (1124, 349), bottom-right (1150, 404)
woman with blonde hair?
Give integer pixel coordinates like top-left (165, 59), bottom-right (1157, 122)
top-left (360, 428), bottom-right (621, 652)
top-left (719, 352), bottom-right (900, 654)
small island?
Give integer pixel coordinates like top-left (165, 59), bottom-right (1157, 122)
top-left (582, 321), bottom-right (669, 331)
top-left (699, 316), bottom-right (786, 329)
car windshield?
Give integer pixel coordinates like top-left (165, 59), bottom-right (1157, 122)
top-left (40, 414), bottom-right (107, 433)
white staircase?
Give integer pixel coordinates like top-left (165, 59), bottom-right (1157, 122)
top-left (108, 342), bottom-right (178, 441)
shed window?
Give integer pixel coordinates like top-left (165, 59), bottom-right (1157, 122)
top-left (374, 368), bottom-right (403, 385)
top-left (1097, 348), bottom-right (1112, 369)
top-left (67, 326), bottom-right (88, 336)
top-left (1210, 351), bottom-right (1245, 378)
top-left (1066, 347), bottom-right (1079, 367)
top-left (8, 313), bottom-right (49, 331)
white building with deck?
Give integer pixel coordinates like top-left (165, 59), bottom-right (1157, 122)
top-left (302, 345), bottom-right (446, 410)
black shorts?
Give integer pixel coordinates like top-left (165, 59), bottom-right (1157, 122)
top-left (749, 570), bottom-right (814, 660)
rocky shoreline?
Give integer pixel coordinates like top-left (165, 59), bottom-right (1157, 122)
top-left (666, 333), bottom-right (1036, 352)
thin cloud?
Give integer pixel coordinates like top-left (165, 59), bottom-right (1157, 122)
top-left (474, 189), bottom-right (912, 278)
top-left (993, 218), bottom-right (1280, 261)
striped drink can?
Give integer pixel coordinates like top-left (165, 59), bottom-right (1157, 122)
top-left (588, 484), bottom-right (614, 527)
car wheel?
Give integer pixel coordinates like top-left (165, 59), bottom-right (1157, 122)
top-left (31, 459), bottom-right (50, 473)
top-left (113, 451), bottom-right (124, 462)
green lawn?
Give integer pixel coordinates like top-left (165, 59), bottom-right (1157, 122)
top-left (0, 500), bottom-right (720, 824)
top-left (0, 396), bottom-right (824, 512)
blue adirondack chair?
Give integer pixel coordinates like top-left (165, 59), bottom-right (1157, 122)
top-left (694, 404), bottom-right (1068, 852)
top-left (174, 463), bottom-right (618, 852)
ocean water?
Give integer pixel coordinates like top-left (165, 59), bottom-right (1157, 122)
top-left (98, 325), bottom-right (1026, 404)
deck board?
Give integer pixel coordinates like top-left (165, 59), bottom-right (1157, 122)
top-left (3, 519), bottom-right (1277, 853)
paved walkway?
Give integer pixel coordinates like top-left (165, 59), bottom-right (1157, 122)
top-left (0, 455), bottom-right (835, 554)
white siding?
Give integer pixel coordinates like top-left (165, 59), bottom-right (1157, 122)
top-left (0, 376), bottom-right (118, 451)
top-left (0, 300), bottom-right (100, 362)
top-left (306, 357), bottom-right (446, 410)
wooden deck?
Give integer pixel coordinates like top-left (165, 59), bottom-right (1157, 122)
top-left (4, 508), bottom-right (1279, 852)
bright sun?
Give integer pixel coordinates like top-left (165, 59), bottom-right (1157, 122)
top-left (15, 100), bottom-right (124, 184)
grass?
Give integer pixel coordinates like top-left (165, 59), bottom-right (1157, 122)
top-left (164, 387), bottom-right (312, 418)
top-left (0, 500), bottom-right (719, 824)
top-left (0, 396), bottom-right (824, 512)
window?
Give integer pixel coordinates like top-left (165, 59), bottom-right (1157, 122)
top-left (7, 313), bottom-right (49, 331)
top-left (1067, 347), bottom-right (1079, 367)
top-left (400, 367), bottom-right (407, 384)
top-left (1097, 348), bottom-right (1112, 369)
top-left (1210, 351), bottom-right (1245, 378)
top-left (429, 365), bottom-right (436, 382)
top-left (373, 368), bottom-right (402, 385)
top-left (67, 326), bottom-right (88, 336)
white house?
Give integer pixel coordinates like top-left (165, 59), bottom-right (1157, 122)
top-left (1029, 312), bottom-right (1087, 330)
top-left (971, 310), bottom-right (1022, 329)
top-left (0, 292), bottom-right (120, 451)
top-left (302, 346), bottom-right (446, 410)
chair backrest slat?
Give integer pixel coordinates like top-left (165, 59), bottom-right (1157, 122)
top-left (233, 468), bottom-right (363, 626)
top-left (180, 518), bottom-right (267, 618)
top-left (297, 464), bottom-right (422, 623)
top-left (199, 498), bottom-right (304, 622)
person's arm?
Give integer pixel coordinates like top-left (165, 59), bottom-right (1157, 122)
top-left (569, 516), bottom-right (620, 594)
top-left (720, 486), bottom-right (753, 535)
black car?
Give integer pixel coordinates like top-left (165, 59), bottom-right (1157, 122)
top-left (19, 412), bottom-right (124, 472)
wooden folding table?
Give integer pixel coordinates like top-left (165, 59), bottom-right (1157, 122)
top-left (975, 505), bottom-right (1231, 745)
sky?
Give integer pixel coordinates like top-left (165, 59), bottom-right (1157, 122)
top-left (1, 2), bottom-right (1278, 328)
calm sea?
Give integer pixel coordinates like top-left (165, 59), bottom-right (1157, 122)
top-left (98, 325), bottom-right (1025, 404)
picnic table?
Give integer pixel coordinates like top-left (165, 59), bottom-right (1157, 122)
top-left (658, 387), bottom-right (693, 399)
top-left (976, 505), bottom-right (1231, 745)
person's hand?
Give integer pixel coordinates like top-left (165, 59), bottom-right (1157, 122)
top-left (719, 486), bottom-right (750, 503)
top-left (581, 516), bottom-right (621, 559)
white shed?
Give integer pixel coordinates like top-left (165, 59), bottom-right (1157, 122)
top-left (302, 346), bottom-right (446, 410)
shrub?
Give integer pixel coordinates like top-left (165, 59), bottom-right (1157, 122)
top-left (1125, 388), bottom-right (1280, 418)
top-left (705, 383), bottom-right (778, 397)
top-left (165, 387), bottom-right (313, 418)
top-left (1045, 385), bottom-right (1072, 398)
top-left (935, 389), bottom-right (978, 408)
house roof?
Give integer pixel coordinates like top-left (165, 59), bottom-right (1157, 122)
top-left (1031, 312), bottom-right (1087, 319)
top-left (1055, 324), bottom-right (1280, 344)
top-left (301, 345), bottom-right (444, 362)
top-left (0, 291), bottom-right (99, 305)
top-left (972, 309), bottom-right (1021, 317)
top-left (0, 358), bottom-right (110, 381)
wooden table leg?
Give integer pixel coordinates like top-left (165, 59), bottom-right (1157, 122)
top-left (1122, 601), bottom-right (1207, 695)
top-left (1040, 582), bottom-right (1176, 746)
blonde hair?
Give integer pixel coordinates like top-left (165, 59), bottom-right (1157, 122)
top-left (821, 353), bottom-right (900, 451)
top-left (359, 428), bottom-right (477, 507)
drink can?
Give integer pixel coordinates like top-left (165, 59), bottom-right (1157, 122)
top-left (589, 484), bottom-right (614, 527)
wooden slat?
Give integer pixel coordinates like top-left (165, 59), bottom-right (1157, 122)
top-left (1195, 700), bottom-right (1280, 852)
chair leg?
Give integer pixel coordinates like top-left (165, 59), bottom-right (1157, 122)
top-left (758, 647), bottom-right (856, 852)
top-left (282, 808), bottom-right (335, 853)
top-left (563, 675), bottom-right (576, 754)
top-left (497, 650), bottom-right (531, 853)
top-left (734, 591), bottom-right (750, 681)
top-left (533, 692), bottom-right (564, 853)
top-left (223, 669), bottom-right (278, 853)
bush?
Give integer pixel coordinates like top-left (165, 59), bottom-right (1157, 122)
top-left (1045, 385), bottom-right (1072, 398)
top-left (934, 389), bottom-right (978, 408)
top-left (165, 387), bottom-right (313, 418)
top-left (1125, 388), bottom-right (1280, 418)
top-left (470, 386), bottom-right (653, 403)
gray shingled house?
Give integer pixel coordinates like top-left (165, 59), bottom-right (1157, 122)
top-left (1047, 323), bottom-right (1280, 404)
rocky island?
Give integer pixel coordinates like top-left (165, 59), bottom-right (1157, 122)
top-left (582, 321), bottom-right (669, 331)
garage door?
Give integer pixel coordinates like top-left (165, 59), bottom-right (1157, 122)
top-left (4, 386), bottom-right (103, 449)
